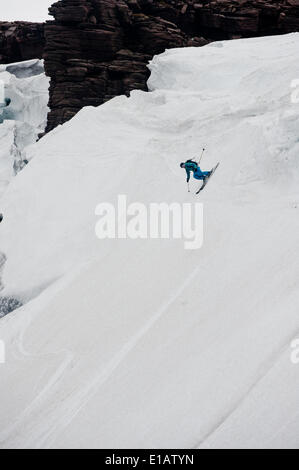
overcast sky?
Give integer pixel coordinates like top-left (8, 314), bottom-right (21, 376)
top-left (1, 0), bottom-right (54, 22)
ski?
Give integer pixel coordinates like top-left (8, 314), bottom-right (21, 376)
top-left (196, 162), bottom-right (220, 194)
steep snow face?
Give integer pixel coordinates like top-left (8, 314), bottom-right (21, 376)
top-left (0, 59), bottom-right (49, 197)
top-left (0, 34), bottom-right (299, 449)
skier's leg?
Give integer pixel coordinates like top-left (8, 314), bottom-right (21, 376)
top-left (197, 172), bottom-right (211, 192)
top-left (195, 167), bottom-right (211, 179)
top-left (193, 173), bottom-right (204, 180)
top-left (193, 168), bottom-right (205, 180)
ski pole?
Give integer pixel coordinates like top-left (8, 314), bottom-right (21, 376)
top-left (198, 148), bottom-right (205, 165)
top-left (187, 181), bottom-right (190, 192)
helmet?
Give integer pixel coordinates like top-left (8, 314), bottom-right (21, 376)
top-left (180, 162), bottom-right (185, 168)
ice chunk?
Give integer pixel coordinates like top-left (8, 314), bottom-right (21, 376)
top-left (0, 59), bottom-right (49, 198)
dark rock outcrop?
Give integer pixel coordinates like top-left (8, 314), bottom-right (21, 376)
top-left (195, 0), bottom-right (299, 39)
top-left (0, 296), bottom-right (22, 318)
top-left (43, 0), bottom-right (195, 131)
top-left (1, 2), bottom-right (298, 131)
top-left (0, 22), bottom-right (45, 64)
top-left (44, 0), bottom-right (299, 132)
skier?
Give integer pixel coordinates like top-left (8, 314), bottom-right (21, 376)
top-left (180, 160), bottom-right (211, 182)
top-left (180, 159), bottom-right (212, 191)
top-left (180, 148), bottom-right (220, 193)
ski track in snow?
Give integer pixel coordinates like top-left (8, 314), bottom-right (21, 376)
top-left (1, 264), bottom-right (201, 448)
top-left (197, 330), bottom-right (299, 448)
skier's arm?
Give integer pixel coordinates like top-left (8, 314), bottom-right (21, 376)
top-left (185, 168), bottom-right (191, 183)
top-left (197, 148), bottom-right (205, 164)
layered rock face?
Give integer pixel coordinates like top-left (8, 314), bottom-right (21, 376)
top-left (196, 0), bottom-right (299, 39)
top-left (43, 0), bottom-right (299, 131)
top-left (0, 22), bottom-right (45, 64)
top-left (44, 0), bottom-right (194, 131)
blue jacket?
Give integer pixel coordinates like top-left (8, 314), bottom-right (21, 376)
top-left (184, 161), bottom-right (198, 182)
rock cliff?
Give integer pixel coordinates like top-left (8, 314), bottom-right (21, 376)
top-left (0, 22), bottom-right (45, 64)
top-left (1, 1), bottom-right (298, 131)
top-left (44, 0), bottom-right (299, 131)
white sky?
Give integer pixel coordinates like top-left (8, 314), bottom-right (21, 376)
top-left (1, 0), bottom-right (54, 22)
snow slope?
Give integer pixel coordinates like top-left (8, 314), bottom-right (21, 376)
top-left (0, 59), bottom-right (49, 198)
top-left (0, 34), bottom-right (299, 448)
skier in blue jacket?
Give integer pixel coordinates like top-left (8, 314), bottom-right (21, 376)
top-left (180, 149), bottom-right (220, 193)
top-left (180, 159), bottom-right (211, 186)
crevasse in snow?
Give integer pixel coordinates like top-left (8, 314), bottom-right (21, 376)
top-left (0, 59), bottom-right (49, 198)
top-left (0, 59), bottom-right (49, 316)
